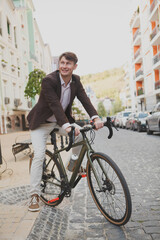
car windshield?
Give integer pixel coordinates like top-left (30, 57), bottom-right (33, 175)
top-left (123, 112), bottom-right (131, 117)
top-left (138, 113), bottom-right (148, 118)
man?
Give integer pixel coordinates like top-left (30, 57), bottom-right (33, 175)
top-left (27, 52), bottom-right (103, 212)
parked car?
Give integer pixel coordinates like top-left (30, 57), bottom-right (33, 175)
top-left (119, 110), bottom-right (132, 128)
top-left (146, 102), bottom-right (160, 134)
top-left (125, 112), bottom-right (136, 130)
top-left (132, 112), bottom-right (149, 132)
top-left (114, 112), bottom-right (122, 127)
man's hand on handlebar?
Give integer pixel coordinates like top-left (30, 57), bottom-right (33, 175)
top-left (65, 126), bottom-right (80, 136)
top-left (93, 117), bottom-right (104, 130)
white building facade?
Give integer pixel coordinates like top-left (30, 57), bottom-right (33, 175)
top-left (130, 0), bottom-right (160, 112)
top-left (0, 0), bottom-right (52, 134)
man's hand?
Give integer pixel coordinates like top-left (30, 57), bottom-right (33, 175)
top-left (65, 126), bottom-right (80, 136)
top-left (93, 117), bottom-right (104, 130)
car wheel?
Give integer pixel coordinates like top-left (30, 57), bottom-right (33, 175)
top-left (137, 125), bottom-right (141, 132)
top-left (132, 124), bottom-right (136, 131)
top-left (146, 123), bottom-right (153, 135)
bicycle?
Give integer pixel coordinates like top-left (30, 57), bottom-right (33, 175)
top-left (40, 117), bottom-right (132, 226)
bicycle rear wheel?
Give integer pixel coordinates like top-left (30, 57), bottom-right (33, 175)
top-left (40, 150), bottom-right (64, 206)
top-left (87, 152), bottom-right (132, 226)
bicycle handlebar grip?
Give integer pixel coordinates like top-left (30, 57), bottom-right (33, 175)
top-left (104, 117), bottom-right (113, 139)
top-left (66, 126), bottom-right (75, 152)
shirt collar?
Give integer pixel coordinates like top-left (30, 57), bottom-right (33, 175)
top-left (59, 73), bottom-right (72, 87)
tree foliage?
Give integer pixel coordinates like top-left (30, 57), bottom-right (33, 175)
top-left (97, 101), bottom-right (107, 117)
top-left (24, 69), bottom-right (46, 99)
top-left (112, 97), bottom-right (124, 114)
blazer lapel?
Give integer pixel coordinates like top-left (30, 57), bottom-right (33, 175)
top-left (70, 78), bottom-right (76, 103)
top-left (56, 71), bottom-right (61, 99)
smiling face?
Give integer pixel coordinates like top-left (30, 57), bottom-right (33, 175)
top-left (59, 56), bottom-right (77, 79)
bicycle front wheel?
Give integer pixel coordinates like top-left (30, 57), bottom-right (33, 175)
top-left (40, 150), bottom-right (64, 206)
top-left (87, 152), bottom-right (132, 226)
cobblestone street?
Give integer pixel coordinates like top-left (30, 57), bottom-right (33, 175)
top-left (0, 129), bottom-right (160, 240)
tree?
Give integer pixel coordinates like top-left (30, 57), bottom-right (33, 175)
top-left (24, 69), bottom-right (46, 99)
top-left (97, 101), bottom-right (107, 117)
top-left (112, 97), bottom-right (124, 114)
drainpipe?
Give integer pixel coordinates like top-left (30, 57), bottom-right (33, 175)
top-left (0, 140), bottom-right (2, 165)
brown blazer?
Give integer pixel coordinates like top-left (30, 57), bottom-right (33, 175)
top-left (27, 70), bottom-right (98, 130)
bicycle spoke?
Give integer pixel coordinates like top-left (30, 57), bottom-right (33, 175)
top-left (87, 153), bottom-right (132, 225)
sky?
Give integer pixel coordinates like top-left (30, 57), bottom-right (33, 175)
top-left (32, 0), bottom-right (140, 76)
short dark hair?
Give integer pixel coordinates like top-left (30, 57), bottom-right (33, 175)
top-left (59, 52), bottom-right (78, 64)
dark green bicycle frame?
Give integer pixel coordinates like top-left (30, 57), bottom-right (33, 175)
top-left (52, 133), bottom-right (106, 191)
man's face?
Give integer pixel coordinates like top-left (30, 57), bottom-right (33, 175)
top-left (59, 56), bottom-right (77, 78)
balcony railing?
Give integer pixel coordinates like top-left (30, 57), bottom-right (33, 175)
top-left (134, 48), bottom-right (141, 59)
top-left (155, 80), bottom-right (160, 89)
top-left (135, 68), bottom-right (143, 78)
top-left (137, 88), bottom-right (144, 96)
top-left (150, 25), bottom-right (159, 40)
top-left (133, 29), bottom-right (140, 42)
top-left (150, 0), bottom-right (158, 13)
top-left (153, 52), bottom-right (160, 65)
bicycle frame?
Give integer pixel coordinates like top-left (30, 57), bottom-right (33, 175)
top-left (52, 131), bottom-right (104, 191)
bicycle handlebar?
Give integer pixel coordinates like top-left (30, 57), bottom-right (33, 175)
top-left (66, 126), bottom-right (75, 152)
top-left (65, 117), bottom-right (118, 152)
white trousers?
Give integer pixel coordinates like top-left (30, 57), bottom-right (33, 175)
top-left (30, 122), bottom-right (82, 196)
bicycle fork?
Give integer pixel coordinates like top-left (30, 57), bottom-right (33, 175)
top-left (87, 152), bottom-right (111, 192)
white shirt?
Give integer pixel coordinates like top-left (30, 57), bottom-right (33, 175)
top-left (47, 73), bottom-right (99, 130)
top-left (47, 74), bottom-right (71, 129)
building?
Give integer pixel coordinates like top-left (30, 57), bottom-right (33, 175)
top-left (130, 0), bottom-right (160, 112)
top-left (0, 0), bottom-right (52, 134)
top-left (120, 62), bottom-right (133, 110)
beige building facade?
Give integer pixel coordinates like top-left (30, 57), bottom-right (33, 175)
top-left (0, 0), bottom-right (52, 134)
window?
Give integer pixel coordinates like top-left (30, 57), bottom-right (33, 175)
top-left (0, 12), bottom-right (2, 36)
top-left (14, 27), bottom-right (17, 48)
top-left (7, 18), bottom-right (10, 35)
top-left (15, 116), bottom-right (20, 127)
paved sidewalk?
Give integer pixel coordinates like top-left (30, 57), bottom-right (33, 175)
top-left (0, 131), bottom-right (37, 240)
top-left (0, 131), bottom-right (70, 240)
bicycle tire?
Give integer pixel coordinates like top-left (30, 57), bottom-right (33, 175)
top-left (86, 152), bottom-right (132, 226)
top-left (40, 150), bottom-right (64, 206)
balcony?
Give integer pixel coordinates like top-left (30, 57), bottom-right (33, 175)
top-left (131, 9), bottom-right (140, 29)
top-left (155, 80), bottom-right (160, 89)
top-left (150, 0), bottom-right (160, 21)
top-left (135, 68), bottom-right (143, 79)
top-left (133, 29), bottom-right (141, 45)
top-left (150, 25), bottom-right (160, 45)
top-left (153, 52), bottom-right (160, 69)
top-left (134, 48), bottom-right (142, 63)
top-left (11, 65), bottom-right (16, 72)
top-left (137, 88), bottom-right (144, 96)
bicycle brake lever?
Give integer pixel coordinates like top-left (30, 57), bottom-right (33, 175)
top-left (111, 122), bottom-right (119, 131)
